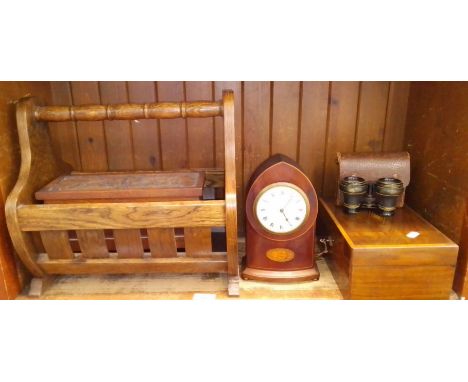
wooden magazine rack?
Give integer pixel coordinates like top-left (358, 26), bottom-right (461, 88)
top-left (5, 91), bottom-right (240, 297)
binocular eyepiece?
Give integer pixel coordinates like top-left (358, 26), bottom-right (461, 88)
top-left (375, 177), bottom-right (405, 217)
top-left (339, 176), bottom-right (367, 214)
top-left (340, 176), bottom-right (404, 217)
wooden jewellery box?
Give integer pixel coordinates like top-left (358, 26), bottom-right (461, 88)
top-left (5, 92), bottom-right (240, 297)
top-left (318, 198), bottom-right (459, 299)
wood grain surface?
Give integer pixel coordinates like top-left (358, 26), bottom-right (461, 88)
top-left (453, 202), bottom-right (468, 297)
top-left (70, 82), bottom-right (108, 171)
top-left (298, 82), bottom-right (329, 191)
top-left (221, 90), bottom-right (240, 294)
top-left (271, 81), bottom-right (301, 159)
top-left (403, 83), bottom-right (468, 298)
top-left (322, 82), bottom-right (360, 197)
top-left (35, 171), bottom-right (204, 201)
top-left (0, 81), bottom-right (52, 298)
top-left (99, 82), bottom-right (134, 171)
top-left (17, 253), bottom-right (341, 300)
top-left (214, 82), bottom-right (243, 233)
top-left (147, 228), bottom-right (177, 258)
top-left (37, 254), bottom-right (228, 274)
top-left (157, 82), bottom-right (188, 170)
top-left (320, 200), bottom-right (458, 248)
top-left (405, 82), bottom-right (468, 243)
top-left (49, 82), bottom-right (82, 170)
top-left (127, 82), bottom-right (162, 170)
top-left (383, 82), bottom-right (410, 151)
top-left (318, 198), bottom-right (459, 299)
top-left (354, 82), bottom-right (390, 152)
top-left (185, 82), bottom-right (215, 168)
top-left (76, 230), bottom-right (108, 259)
top-left (113, 229), bottom-right (144, 258)
top-left (184, 228), bottom-right (212, 256)
top-left (5, 97), bottom-right (72, 281)
top-left (17, 200), bottom-right (226, 231)
top-left (40, 230), bottom-right (73, 260)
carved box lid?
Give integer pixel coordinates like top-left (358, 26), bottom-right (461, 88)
top-left (35, 171), bottom-right (205, 202)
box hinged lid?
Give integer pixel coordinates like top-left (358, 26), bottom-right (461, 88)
top-left (321, 198), bottom-right (457, 249)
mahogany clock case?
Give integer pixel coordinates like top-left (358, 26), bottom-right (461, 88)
top-left (243, 154), bottom-right (320, 282)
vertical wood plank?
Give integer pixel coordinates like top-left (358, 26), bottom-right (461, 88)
top-left (298, 81), bottom-right (330, 194)
top-left (214, 82), bottom-right (243, 232)
top-left (214, 84), bottom-right (226, 169)
top-left (271, 81), bottom-right (301, 160)
top-left (243, 82), bottom-right (271, 190)
top-left (383, 81), bottom-right (411, 151)
top-left (184, 228), bottom-right (212, 257)
top-left (214, 82), bottom-right (242, 169)
top-left (40, 231), bottom-right (73, 259)
top-left (0, 235), bottom-right (10, 297)
top-left (99, 82), bottom-right (134, 170)
top-left (223, 90), bottom-right (240, 293)
top-left (99, 82), bottom-right (140, 258)
top-left (49, 82), bottom-right (82, 170)
top-left (354, 81), bottom-right (390, 152)
top-left (147, 228), bottom-right (177, 258)
top-left (127, 81), bottom-right (162, 170)
top-left (70, 82), bottom-right (108, 171)
top-left (157, 82), bottom-right (188, 170)
top-left (113, 229), bottom-right (144, 258)
top-left (185, 81), bottom-right (214, 168)
top-left (76, 230), bottom-right (108, 258)
top-left (0, 193), bottom-right (20, 299)
top-left (453, 201), bottom-right (468, 297)
top-left (322, 82), bottom-right (360, 198)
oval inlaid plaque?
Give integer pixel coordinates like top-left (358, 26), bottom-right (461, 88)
top-left (266, 248), bottom-right (295, 262)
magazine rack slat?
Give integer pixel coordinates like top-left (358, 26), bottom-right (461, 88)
top-left (5, 91), bottom-right (240, 297)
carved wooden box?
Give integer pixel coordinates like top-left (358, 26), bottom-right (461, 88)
top-left (35, 171), bottom-right (205, 203)
top-left (317, 198), bottom-right (459, 299)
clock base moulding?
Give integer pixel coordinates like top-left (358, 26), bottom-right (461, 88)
top-left (242, 264), bottom-right (320, 283)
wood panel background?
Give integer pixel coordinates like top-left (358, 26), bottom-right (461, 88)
top-left (403, 81), bottom-right (468, 297)
top-left (47, 81), bottom-right (410, 233)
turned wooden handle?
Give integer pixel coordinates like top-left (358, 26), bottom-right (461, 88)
top-left (34, 101), bottom-right (223, 122)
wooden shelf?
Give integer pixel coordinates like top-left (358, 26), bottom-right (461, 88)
top-left (17, 256), bottom-right (342, 300)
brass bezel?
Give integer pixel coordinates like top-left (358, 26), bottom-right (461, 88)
top-left (253, 182), bottom-right (311, 236)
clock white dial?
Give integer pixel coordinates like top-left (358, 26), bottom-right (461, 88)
top-left (255, 183), bottom-right (309, 234)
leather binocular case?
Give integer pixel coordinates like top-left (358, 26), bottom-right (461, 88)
top-left (336, 151), bottom-right (410, 209)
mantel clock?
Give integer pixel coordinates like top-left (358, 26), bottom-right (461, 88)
top-left (243, 154), bottom-right (320, 282)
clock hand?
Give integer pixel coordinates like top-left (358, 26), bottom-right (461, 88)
top-left (283, 197), bottom-right (299, 218)
top-left (280, 209), bottom-right (293, 226)
top-left (283, 196), bottom-right (293, 210)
